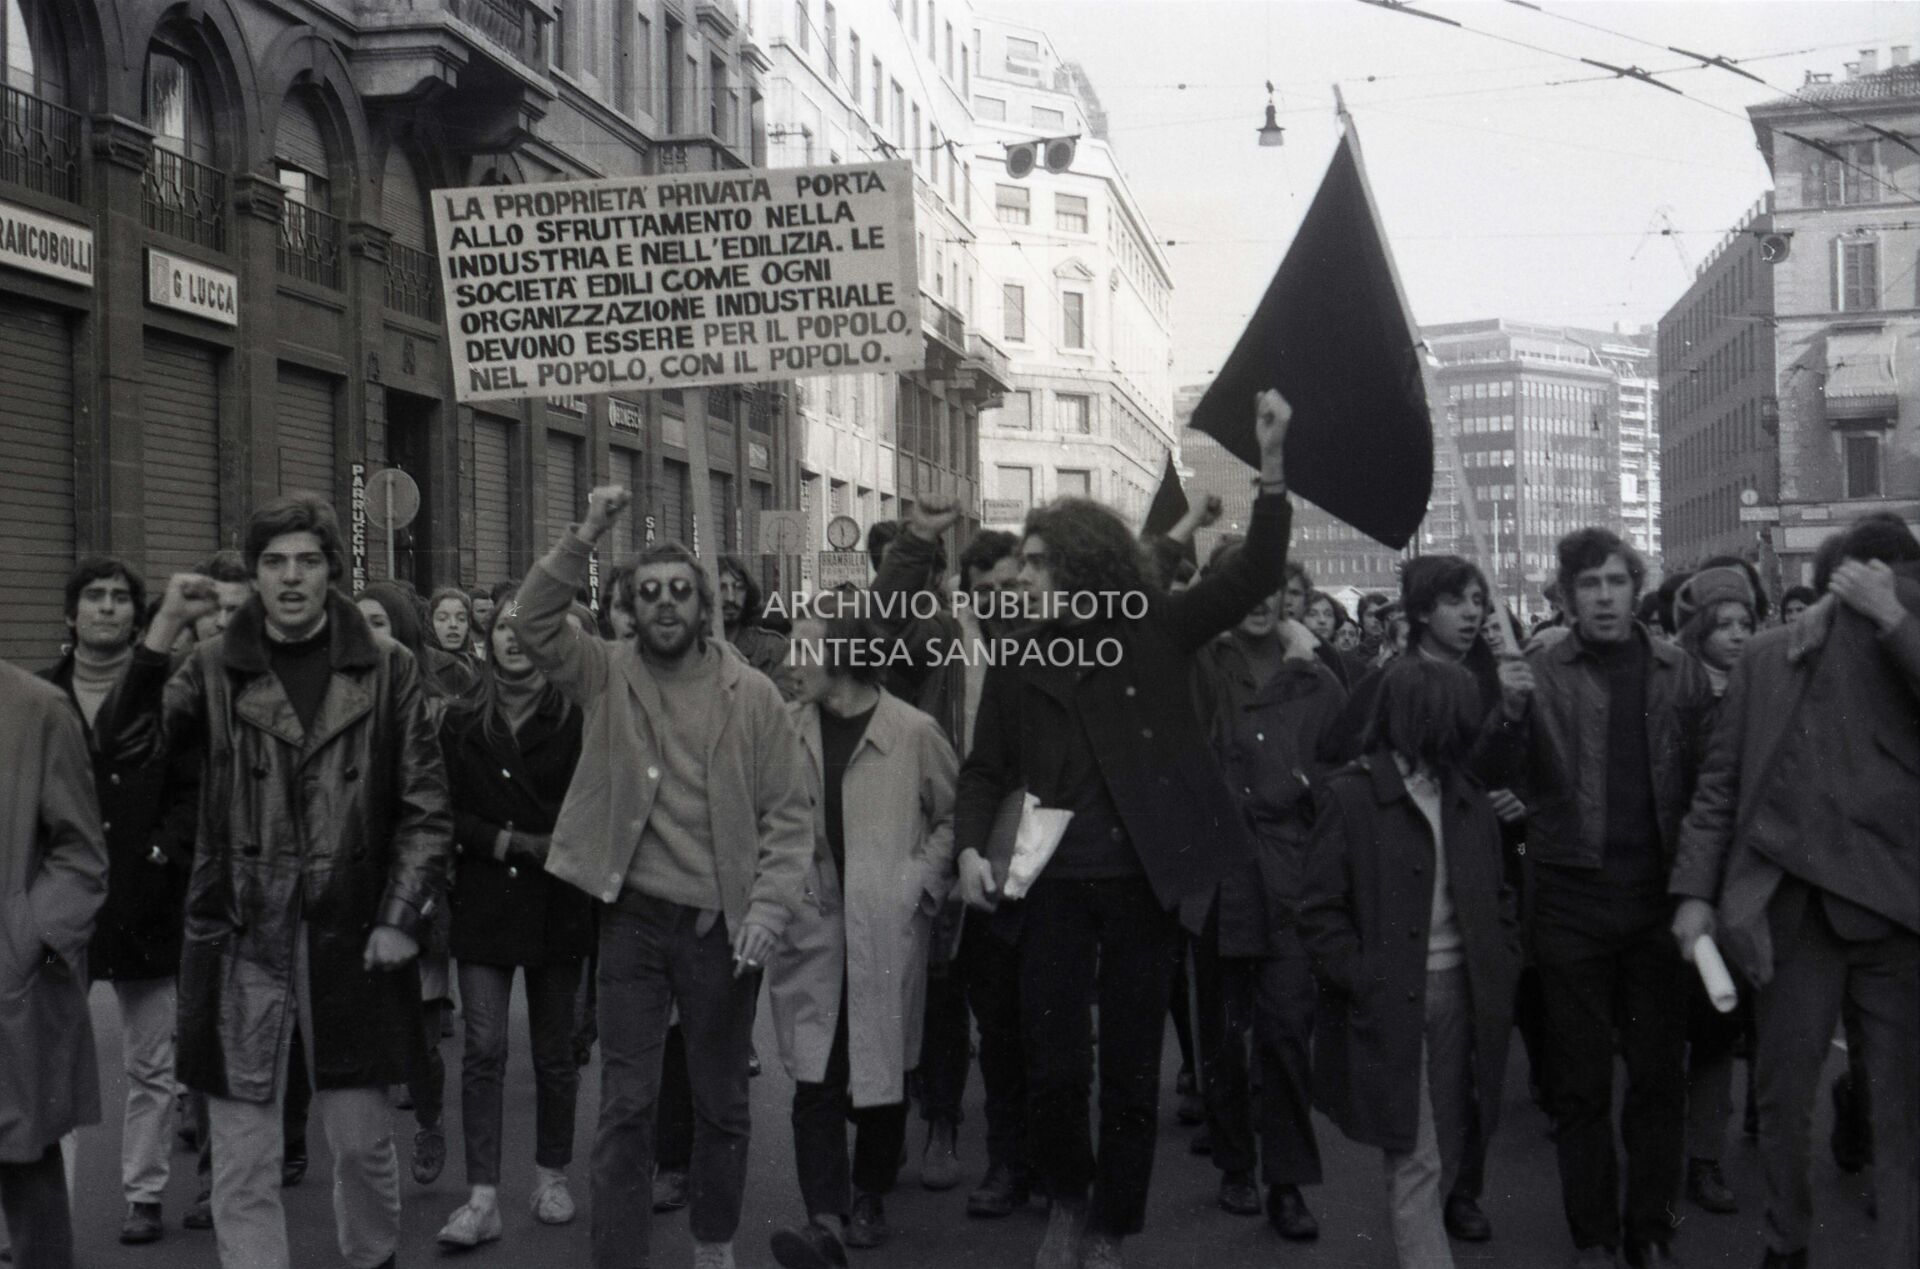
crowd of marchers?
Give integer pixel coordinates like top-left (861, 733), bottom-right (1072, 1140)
top-left (1, 388), bottom-right (1915, 1269)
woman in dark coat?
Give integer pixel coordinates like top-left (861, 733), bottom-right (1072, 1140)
top-left (1298, 658), bottom-right (1521, 1269)
top-left (433, 613), bottom-right (592, 1249)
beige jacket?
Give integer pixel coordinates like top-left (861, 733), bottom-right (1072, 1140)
top-left (512, 536), bottom-right (812, 938)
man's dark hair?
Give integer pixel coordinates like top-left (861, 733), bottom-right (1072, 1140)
top-left (489, 577), bottom-right (520, 606)
top-left (355, 582), bottom-right (429, 658)
top-left (867, 520), bottom-right (901, 571)
top-left (958, 530), bottom-right (1018, 590)
top-left (1399, 555), bottom-right (1489, 645)
top-left (1021, 498), bottom-right (1150, 605)
top-left (614, 541), bottom-right (713, 629)
top-left (795, 613), bottom-right (885, 685)
top-left (244, 494), bottom-right (347, 582)
top-left (1361, 657), bottom-right (1484, 775)
top-left (1554, 526), bottom-right (1646, 606)
top-left (1780, 584), bottom-right (1818, 613)
top-left (64, 557), bottom-right (147, 623)
top-left (198, 549), bottom-right (251, 585)
top-left (1813, 512), bottom-right (1920, 593)
top-left (1357, 592), bottom-right (1392, 623)
top-left (1697, 554), bottom-right (1771, 623)
top-left (1648, 571), bottom-right (1690, 635)
top-left (717, 553), bottom-right (764, 625)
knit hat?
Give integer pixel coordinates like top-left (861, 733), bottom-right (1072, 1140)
top-left (1674, 566), bottom-right (1755, 629)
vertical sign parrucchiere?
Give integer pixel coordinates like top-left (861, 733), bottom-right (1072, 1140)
top-left (350, 462), bottom-right (368, 592)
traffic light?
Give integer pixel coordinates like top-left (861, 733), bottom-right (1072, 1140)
top-left (1003, 136), bottom-right (1077, 179)
top-left (1759, 232), bottom-right (1792, 264)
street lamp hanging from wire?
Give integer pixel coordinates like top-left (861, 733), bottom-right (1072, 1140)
top-left (1258, 80), bottom-right (1286, 146)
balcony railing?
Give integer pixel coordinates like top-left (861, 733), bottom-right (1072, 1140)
top-left (655, 138), bottom-right (749, 174)
top-left (446, 0), bottom-right (543, 72)
top-left (143, 149), bottom-right (226, 251)
top-left (277, 201), bottom-right (342, 289)
top-left (385, 241), bottom-right (438, 319)
top-left (0, 85), bottom-right (83, 203)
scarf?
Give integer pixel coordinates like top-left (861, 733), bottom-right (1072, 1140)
top-left (494, 663), bottom-right (548, 737)
top-left (71, 643), bottom-right (133, 729)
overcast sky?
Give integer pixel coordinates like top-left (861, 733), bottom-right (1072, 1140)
top-left (983, 0), bottom-right (1914, 385)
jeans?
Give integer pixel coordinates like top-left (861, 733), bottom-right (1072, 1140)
top-left (655, 1024), bottom-right (694, 1173)
top-left (0, 1145), bottom-right (72, 1269)
top-left (792, 988), bottom-right (909, 1219)
top-left (104, 977), bottom-right (176, 1205)
top-left (1533, 883), bottom-right (1687, 1252)
top-left (1684, 976), bottom-right (1748, 1164)
top-left (1018, 875), bottom-right (1179, 1237)
top-left (458, 960), bottom-right (584, 1186)
top-left (204, 923), bottom-right (400, 1269)
top-left (1384, 967), bottom-right (1473, 1269)
top-left (592, 896), bottom-right (759, 1268)
top-left (917, 954), bottom-right (971, 1128)
top-left (1755, 882), bottom-right (1917, 1267)
top-left (961, 916), bottom-right (1029, 1178)
top-left (410, 999), bottom-right (449, 1132)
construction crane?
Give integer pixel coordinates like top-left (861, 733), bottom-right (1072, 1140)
top-left (1629, 206), bottom-right (1695, 277)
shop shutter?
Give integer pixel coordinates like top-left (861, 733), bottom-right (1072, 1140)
top-left (381, 146), bottom-right (431, 251)
top-left (661, 458), bottom-right (689, 545)
top-left (276, 366), bottom-right (336, 500)
top-left (0, 302), bottom-right (75, 665)
top-left (275, 95), bottom-right (330, 182)
top-left (544, 433), bottom-right (581, 548)
top-left (472, 414), bottom-right (512, 587)
top-left (613, 445), bottom-right (645, 558)
top-left (710, 471), bottom-right (736, 552)
top-left (143, 335), bottom-right (222, 579)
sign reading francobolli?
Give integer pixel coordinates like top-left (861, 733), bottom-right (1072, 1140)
top-left (432, 160), bottom-right (922, 405)
top-left (147, 248), bottom-right (238, 326)
top-left (0, 199), bottom-right (94, 287)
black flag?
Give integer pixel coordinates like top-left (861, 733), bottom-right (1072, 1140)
top-left (1189, 109), bottom-right (1433, 550)
top-left (1140, 453), bottom-right (1190, 538)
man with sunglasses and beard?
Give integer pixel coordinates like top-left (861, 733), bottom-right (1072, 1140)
top-left (510, 485), bottom-right (813, 1269)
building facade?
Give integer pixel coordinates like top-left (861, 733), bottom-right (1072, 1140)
top-left (0, 0), bottom-right (795, 665)
top-left (971, 16), bottom-right (1175, 531)
top-left (1748, 50), bottom-right (1920, 584)
top-left (761, 0), bottom-right (1008, 575)
top-left (1657, 196), bottom-right (1776, 570)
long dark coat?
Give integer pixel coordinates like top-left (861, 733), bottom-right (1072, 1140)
top-left (1297, 755), bottom-right (1520, 1154)
top-left (0, 661), bottom-right (108, 1161)
top-left (42, 656), bottom-right (196, 981)
top-left (441, 690), bottom-right (594, 967)
top-left (94, 593), bottom-right (451, 1103)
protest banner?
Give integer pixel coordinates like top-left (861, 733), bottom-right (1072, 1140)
top-left (432, 160), bottom-right (923, 404)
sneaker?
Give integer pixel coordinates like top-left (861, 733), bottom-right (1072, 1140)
top-left (653, 1167), bottom-right (690, 1212)
top-left (770, 1220), bottom-right (849, 1269)
top-left (1079, 1232), bottom-right (1124, 1268)
top-left (1035, 1198), bottom-right (1086, 1269)
top-left (1686, 1157), bottom-right (1737, 1214)
top-left (120, 1202), bottom-right (163, 1245)
top-left (183, 1190), bottom-right (213, 1231)
top-left (436, 1199), bottom-right (502, 1249)
top-left (966, 1163), bottom-right (1031, 1218)
top-left (921, 1120), bottom-right (961, 1191)
top-left (412, 1127), bottom-right (446, 1185)
top-left (531, 1171), bottom-right (576, 1225)
top-left (693, 1242), bottom-right (738, 1269)
top-left (846, 1192), bottom-right (889, 1250)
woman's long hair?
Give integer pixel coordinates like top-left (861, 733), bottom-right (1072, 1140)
top-left (1360, 657), bottom-right (1484, 776)
top-left (445, 620), bottom-right (566, 749)
top-left (428, 585), bottom-right (477, 655)
top-left (358, 581), bottom-right (453, 702)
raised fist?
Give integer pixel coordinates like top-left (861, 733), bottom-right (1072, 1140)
top-left (908, 490), bottom-right (964, 543)
top-left (580, 485), bottom-right (632, 542)
top-left (158, 573), bottom-right (220, 626)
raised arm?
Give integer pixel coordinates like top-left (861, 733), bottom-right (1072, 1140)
top-left (94, 574), bottom-right (216, 769)
top-left (512, 485), bottom-right (624, 702)
top-left (1164, 391), bottom-right (1293, 652)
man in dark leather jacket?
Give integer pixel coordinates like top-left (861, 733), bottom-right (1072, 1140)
top-left (96, 494), bottom-right (450, 1269)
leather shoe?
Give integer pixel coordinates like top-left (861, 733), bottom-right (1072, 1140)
top-left (1623, 1238), bottom-right (1683, 1267)
top-left (183, 1190), bottom-right (213, 1230)
top-left (1686, 1157), bottom-right (1737, 1214)
top-left (1443, 1194), bottom-right (1492, 1241)
top-left (120, 1202), bottom-right (163, 1245)
top-left (1218, 1171), bottom-right (1261, 1216)
top-left (1830, 1073), bottom-right (1872, 1173)
top-left (653, 1167), bottom-right (690, 1212)
top-left (1188, 1128), bottom-right (1212, 1156)
top-left (1759, 1251), bottom-right (1807, 1269)
top-left (281, 1143), bottom-right (307, 1189)
top-left (1266, 1185), bottom-right (1319, 1241)
top-left (1175, 1069), bottom-right (1205, 1126)
top-left (966, 1163), bottom-right (1031, 1218)
top-left (846, 1192), bottom-right (889, 1250)
top-left (770, 1219), bottom-right (848, 1269)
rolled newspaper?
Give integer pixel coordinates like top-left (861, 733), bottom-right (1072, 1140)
top-left (1693, 935), bottom-right (1738, 1013)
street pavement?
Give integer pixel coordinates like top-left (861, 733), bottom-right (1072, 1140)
top-left (47, 979), bottom-right (1882, 1268)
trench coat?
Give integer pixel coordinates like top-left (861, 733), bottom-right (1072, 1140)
top-left (0, 661), bottom-right (108, 1161)
top-left (767, 691), bottom-right (958, 1107)
top-left (1297, 755), bottom-right (1520, 1155)
top-left (94, 593), bottom-right (451, 1103)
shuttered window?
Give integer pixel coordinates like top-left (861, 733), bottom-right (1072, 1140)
top-left (381, 146), bottom-right (431, 251)
top-left (276, 366), bottom-right (336, 500)
top-left (472, 414), bottom-right (513, 587)
top-left (0, 303), bottom-right (75, 664)
top-left (661, 458), bottom-right (690, 545)
top-left (710, 471), bottom-right (736, 552)
top-left (613, 445), bottom-right (645, 558)
top-left (544, 432), bottom-right (582, 549)
top-left (143, 335), bottom-right (222, 579)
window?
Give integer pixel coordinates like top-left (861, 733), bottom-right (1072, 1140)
top-left (1835, 238), bottom-right (1879, 311)
top-left (1, 0), bottom-right (68, 104)
top-left (996, 464), bottom-right (1034, 509)
top-left (911, 103), bottom-right (921, 170)
top-left (945, 22), bottom-right (954, 77)
top-left (664, 20), bottom-right (683, 130)
top-left (1061, 291), bottom-right (1085, 348)
top-left (1008, 36), bottom-right (1039, 61)
top-left (1842, 431), bottom-right (1883, 497)
top-left (1057, 394), bottom-right (1091, 432)
top-left (823, 2), bottom-right (836, 70)
top-left (975, 95), bottom-right (1006, 121)
top-left (552, 1), bottom-right (569, 73)
top-left (1032, 106), bottom-right (1065, 129)
top-left (1002, 282), bottom-right (1025, 341)
top-left (1821, 141), bottom-right (1877, 206)
top-left (1056, 193), bottom-right (1088, 232)
top-left (1058, 469), bottom-right (1091, 498)
top-left (1001, 390), bottom-right (1033, 430)
top-left (794, 0), bottom-right (809, 51)
top-left (995, 183), bottom-right (1029, 225)
top-left (848, 31), bottom-right (860, 97)
top-left (145, 46), bottom-right (212, 163)
top-left (635, 14), bottom-right (653, 113)
top-left (890, 81), bottom-right (904, 145)
top-left (872, 57), bottom-right (882, 120)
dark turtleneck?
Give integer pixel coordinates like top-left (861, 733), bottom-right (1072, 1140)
top-left (269, 623), bottom-right (332, 734)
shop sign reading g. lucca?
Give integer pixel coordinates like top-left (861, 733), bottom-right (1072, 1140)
top-left (147, 248), bottom-right (239, 327)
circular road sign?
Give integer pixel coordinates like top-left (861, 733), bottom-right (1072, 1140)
top-left (365, 467), bottom-right (422, 531)
top-left (1739, 488), bottom-right (1759, 508)
top-left (826, 514), bottom-right (862, 551)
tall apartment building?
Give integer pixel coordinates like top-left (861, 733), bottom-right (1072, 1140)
top-left (1747, 49), bottom-right (1920, 583)
top-left (1657, 197), bottom-right (1777, 569)
top-left (0, 0), bottom-right (794, 663)
top-left (763, 0), bottom-right (1010, 576)
top-left (971, 16), bottom-right (1176, 530)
